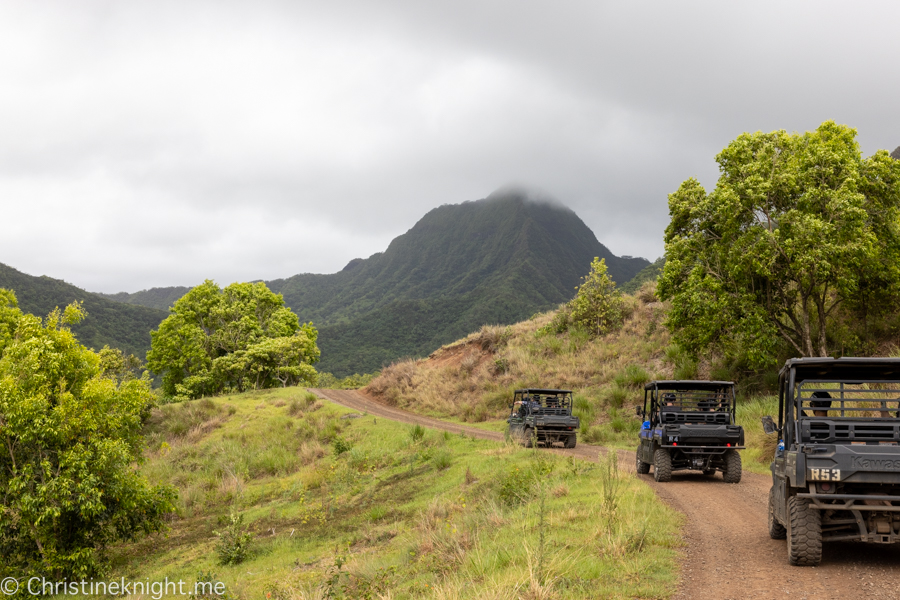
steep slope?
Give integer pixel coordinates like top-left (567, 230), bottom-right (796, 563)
top-left (268, 190), bottom-right (649, 375)
top-left (0, 263), bottom-right (167, 357)
top-left (98, 286), bottom-right (192, 311)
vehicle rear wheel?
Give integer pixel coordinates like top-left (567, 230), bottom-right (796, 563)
top-left (635, 446), bottom-right (650, 474)
top-left (768, 487), bottom-right (786, 540)
top-left (787, 496), bottom-right (822, 566)
top-left (653, 449), bottom-right (672, 482)
top-left (564, 434), bottom-right (576, 449)
top-left (722, 449), bottom-right (742, 483)
top-left (523, 427), bottom-right (534, 448)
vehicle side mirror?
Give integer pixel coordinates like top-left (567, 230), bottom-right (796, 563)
top-left (761, 415), bottom-right (777, 435)
top-left (635, 405), bottom-right (643, 417)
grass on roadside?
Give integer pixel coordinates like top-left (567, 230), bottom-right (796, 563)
top-left (109, 389), bottom-right (682, 599)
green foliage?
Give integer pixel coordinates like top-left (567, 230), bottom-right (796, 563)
top-left (317, 371), bottom-right (379, 389)
top-left (620, 257), bottom-right (665, 295)
top-left (147, 280), bottom-right (320, 400)
top-left (568, 258), bottom-right (626, 337)
top-left (214, 513), bottom-right (254, 566)
top-left (613, 364), bottom-right (651, 388)
top-left (0, 262), bottom-right (167, 359)
top-left (331, 436), bottom-right (353, 456)
top-left (0, 290), bottom-right (176, 578)
top-left (659, 122), bottom-right (900, 367)
top-left (408, 423), bottom-right (425, 443)
top-left (497, 466), bottom-right (536, 507)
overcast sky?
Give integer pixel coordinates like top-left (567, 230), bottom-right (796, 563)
top-left (2, 1), bottom-right (898, 293)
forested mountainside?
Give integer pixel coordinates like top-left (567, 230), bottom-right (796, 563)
top-left (92, 190), bottom-right (649, 375)
top-left (98, 286), bottom-right (192, 311)
top-left (620, 257), bottom-right (664, 294)
top-left (0, 262), bottom-right (167, 357)
top-left (267, 190), bottom-right (648, 375)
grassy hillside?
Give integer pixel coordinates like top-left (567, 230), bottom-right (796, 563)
top-left (364, 282), bottom-right (780, 475)
top-left (122, 388), bottom-right (681, 599)
top-left (0, 262), bottom-right (167, 358)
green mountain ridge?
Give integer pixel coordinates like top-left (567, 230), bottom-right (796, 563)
top-left (98, 286), bottom-right (193, 312)
top-left (4, 190), bottom-right (650, 375)
top-left (266, 190), bottom-right (649, 375)
top-left (0, 263), bottom-right (168, 357)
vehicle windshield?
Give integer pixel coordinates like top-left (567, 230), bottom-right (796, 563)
top-left (795, 381), bottom-right (900, 420)
top-left (513, 393), bottom-right (572, 413)
top-left (655, 389), bottom-right (732, 412)
top-left (793, 381), bottom-right (900, 444)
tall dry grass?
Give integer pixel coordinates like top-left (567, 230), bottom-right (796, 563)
top-left (364, 293), bottom-right (680, 440)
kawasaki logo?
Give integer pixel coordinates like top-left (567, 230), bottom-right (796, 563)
top-left (851, 457), bottom-right (900, 470)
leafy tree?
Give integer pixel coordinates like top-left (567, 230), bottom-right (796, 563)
top-left (0, 290), bottom-right (175, 578)
top-left (658, 121), bottom-right (900, 367)
top-left (568, 257), bottom-right (625, 337)
top-left (147, 281), bottom-right (319, 399)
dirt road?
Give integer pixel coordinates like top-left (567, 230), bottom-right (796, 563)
top-left (311, 388), bottom-right (900, 600)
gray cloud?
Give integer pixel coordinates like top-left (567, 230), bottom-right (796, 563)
top-left (1, 0), bottom-right (898, 292)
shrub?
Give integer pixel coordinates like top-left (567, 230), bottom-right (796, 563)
top-left (637, 280), bottom-right (658, 304)
top-left (287, 392), bottom-right (321, 416)
top-left (215, 513), bottom-right (254, 565)
top-left (568, 257), bottom-right (625, 337)
top-left (614, 364), bottom-right (651, 388)
top-left (477, 325), bottom-right (512, 353)
top-left (332, 436), bottom-right (353, 456)
top-left (409, 424), bottom-right (425, 443)
top-left (498, 466), bottom-right (535, 506)
top-left (432, 449), bottom-right (453, 470)
top-left (606, 385), bottom-right (629, 409)
top-left (491, 356), bottom-right (509, 375)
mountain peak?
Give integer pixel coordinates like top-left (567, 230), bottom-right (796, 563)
top-left (267, 193), bottom-right (650, 375)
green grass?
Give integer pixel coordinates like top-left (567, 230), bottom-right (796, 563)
top-left (109, 388), bottom-right (682, 599)
top-left (736, 395), bottom-right (780, 475)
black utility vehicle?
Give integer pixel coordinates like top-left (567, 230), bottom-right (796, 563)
top-left (636, 380), bottom-right (744, 483)
top-left (764, 357), bottom-right (900, 566)
top-left (507, 389), bottom-right (579, 448)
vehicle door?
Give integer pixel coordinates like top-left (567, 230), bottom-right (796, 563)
top-left (508, 392), bottom-right (525, 436)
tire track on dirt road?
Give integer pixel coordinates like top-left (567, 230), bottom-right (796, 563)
top-left (310, 388), bottom-right (900, 600)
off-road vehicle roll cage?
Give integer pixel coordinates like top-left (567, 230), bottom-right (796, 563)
top-left (507, 388), bottom-right (579, 448)
top-left (636, 380), bottom-right (744, 482)
top-left (765, 357), bottom-right (900, 566)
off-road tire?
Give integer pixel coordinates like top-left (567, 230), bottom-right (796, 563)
top-left (564, 434), bottom-right (576, 449)
top-left (768, 487), bottom-right (787, 540)
top-left (523, 427), bottom-right (534, 448)
top-left (653, 448), bottom-right (672, 482)
top-left (787, 496), bottom-right (822, 566)
top-left (722, 449), bottom-right (742, 483)
top-left (636, 446), bottom-right (651, 474)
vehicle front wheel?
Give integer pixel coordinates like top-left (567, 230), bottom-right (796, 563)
top-left (787, 496), bottom-right (822, 566)
top-left (768, 487), bottom-right (787, 540)
top-left (722, 449), bottom-right (742, 483)
top-left (653, 449), bottom-right (672, 482)
top-left (635, 446), bottom-right (651, 474)
top-left (523, 427), bottom-right (534, 448)
top-left (564, 434), bottom-right (576, 449)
